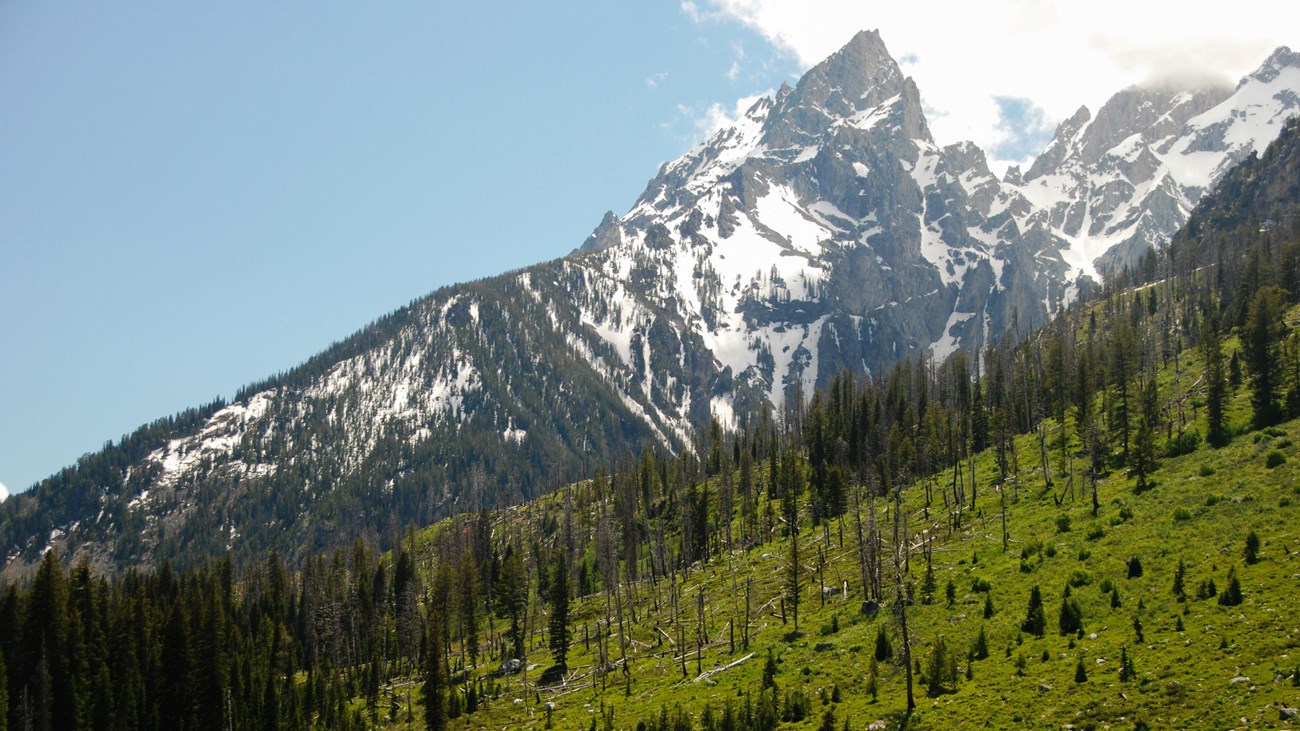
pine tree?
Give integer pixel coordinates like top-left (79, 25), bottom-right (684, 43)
top-left (159, 600), bottom-right (196, 731)
top-left (1130, 379), bottom-right (1159, 493)
top-left (971, 626), bottom-right (989, 660)
top-left (497, 545), bottom-right (527, 661)
top-left (21, 551), bottom-right (69, 731)
top-left (1074, 657), bottom-right (1088, 683)
top-left (1245, 285), bottom-right (1288, 428)
top-left (1172, 559), bottom-right (1186, 601)
top-left (1244, 531), bottom-right (1261, 565)
top-left (1021, 586), bottom-right (1046, 637)
top-left (1110, 320), bottom-right (1139, 463)
top-left (982, 593), bottom-right (995, 619)
top-left (866, 655), bottom-right (879, 701)
top-left (1119, 646), bottom-right (1136, 682)
top-left (782, 452), bottom-right (805, 633)
top-left (0, 637), bottom-right (7, 731)
top-left (547, 547), bottom-right (571, 671)
top-left (924, 636), bottom-right (957, 697)
top-left (1218, 568), bottom-right (1244, 606)
top-left (1204, 309), bottom-right (1229, 447)
top-left (423, 609), bottom-right (448, 731)
top-left (874, 625), bottom-right (892, 661)
top-left (1058, 587), bottom-right (1083, 636)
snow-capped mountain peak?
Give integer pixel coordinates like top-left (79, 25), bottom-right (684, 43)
top-left (1007, 47), bottom-right (1300, 279)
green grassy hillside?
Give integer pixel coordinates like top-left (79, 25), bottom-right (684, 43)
top-left (377, 319), bottom-right (1300, 731)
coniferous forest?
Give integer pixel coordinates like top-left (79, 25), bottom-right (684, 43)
top-left (5, 118), bottom-right (1300, 731)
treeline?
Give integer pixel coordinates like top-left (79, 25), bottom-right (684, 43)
top-left (0, 400), bottom-right (226, 568)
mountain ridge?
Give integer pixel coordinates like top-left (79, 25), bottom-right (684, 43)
top-left (3, 32), bottom-right (1299, 578)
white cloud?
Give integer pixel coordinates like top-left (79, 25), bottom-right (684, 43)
top-left (686, 91), bottom-right (772, 137)
top-left (727, 40), bottom-right (746, 80)
top-left (0, 480), bottom-right (9, 502)
top-left (687, 0), bottom-right (1295, 172)
top-left (645, 71), bottom-right (670, 89)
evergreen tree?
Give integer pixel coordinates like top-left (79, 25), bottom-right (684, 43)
top-left (159, 601), bottom-right (196, 731)
top-left (0, 638), bottom-right (7, 731)
top-left (1074, 657), bottom-right (1088, 683)
top-left (782, 453), bottom-right (805, 633)
top-left (21, 551), bottom-right (70, 731)
top-left (924, 636), bottom-right (958, 697)
top-left (874, 625), bottom-right (892, 662)
top-left (1131, 378), bottom-right (1160, 493)
top-left (1203, 309), bottom-right (1229, 447)
top-left (1058, 587), bottom-right (1083, 636)
top-left (1218, 568), bottom-right (1244, 606)
top-left (497, 545), bottom-right (528, 661)
top-left (423, 609), bottom-right (448, 731)
top-left (1021, 586), bottom-right (1046, 637)
top-left (1244, 285), bottom-right (1288, 428)
top-left (1118, 646), bottom-right (1136, 682)
top-left (1244, 531), bottom-right (1261, 565)
top-left (970, 626), bottom-right (989, 660)
top-left (1109, 320), bottom-right (1139, 463)
top-left (547, 547), bottom-right (571, 670)
top-left (1172, 559), bottom-right (1186, 601)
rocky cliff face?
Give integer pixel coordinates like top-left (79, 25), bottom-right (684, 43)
top-left (4, 32), bottom-right (1298, 576)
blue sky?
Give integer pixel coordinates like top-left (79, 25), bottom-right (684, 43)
top-left (0, 2), bottom-right (797, 494)
top-left (2, 1), bottom-right (1291, 496)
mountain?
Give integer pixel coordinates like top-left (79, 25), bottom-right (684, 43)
top-left (4, 32), bottom-right (1299, 577)
top-left (1009, 45), bottom-right (1300, 277)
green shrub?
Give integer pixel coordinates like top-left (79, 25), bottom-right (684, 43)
top-left (1165, 430), bottom-right (1200, 457)
top-left (1198, 464), bottom-right (1216, 477)
top-left (1126, 556), bottom-right (1144, 578)
top-left (1067, 570), bottom-right (1092, 588)
top-left (1266, 451), bottom-right (1286, 468)
top-left (1172, 507), bottom-right (1192, 522)
top-left (1056, 514), bottom-right (1072, 533)
top-left (1085, 524), bottom-right (1106, 540)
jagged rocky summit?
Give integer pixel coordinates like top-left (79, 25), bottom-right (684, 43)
top-left (3, 31), bottom-right (1298, 576)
